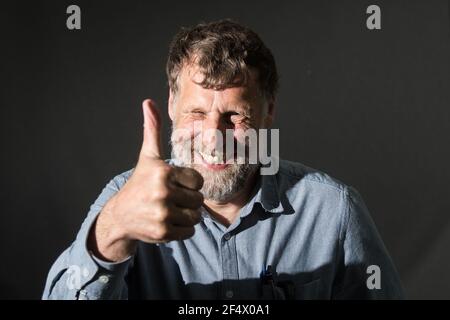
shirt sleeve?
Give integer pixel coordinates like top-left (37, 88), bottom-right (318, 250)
top-left (42, 173), bottom-right (132, 300)
top-left (332, 186), bottom-right (405, 299)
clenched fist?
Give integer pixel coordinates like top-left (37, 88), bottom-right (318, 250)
top-left (88, 99), bottom-right (204, 262)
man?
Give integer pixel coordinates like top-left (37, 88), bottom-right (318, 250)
top-left (43, 20), bottom-right (404, 299)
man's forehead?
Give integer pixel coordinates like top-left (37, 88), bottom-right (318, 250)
top-left (177, 64), bottom-right (261, 103)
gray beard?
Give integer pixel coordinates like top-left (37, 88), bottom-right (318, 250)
top-left (170, 130), bottom-right (259, 202)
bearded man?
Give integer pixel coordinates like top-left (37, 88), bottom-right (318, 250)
top-left (43, 20), bottom-right (404, 300)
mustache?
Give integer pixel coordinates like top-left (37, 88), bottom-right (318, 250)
top-left (172, 133), bottom-right (251, 163)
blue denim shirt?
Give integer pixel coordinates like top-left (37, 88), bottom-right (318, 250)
top-left (42, 159), bottom-right (404, 300)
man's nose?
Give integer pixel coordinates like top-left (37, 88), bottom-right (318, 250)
top-left (201, 114), bottom-right (231, 151)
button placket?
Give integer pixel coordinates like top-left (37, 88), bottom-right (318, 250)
top-left (220, 232), bottom-right (238, 299)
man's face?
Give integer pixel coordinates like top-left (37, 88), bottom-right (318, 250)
top-left (169, 64), bottom-right (273, 202)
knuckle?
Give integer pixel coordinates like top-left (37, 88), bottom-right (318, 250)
top-left (187, 168), bottom-right (204, 189)
top-left (153, 224), bottom-right (170, 240)
top-left (154, 165), bottom-right (172, 181)
top-left (182, 209), bottom-right (199, 224)
top-left (152, 187), bottom-right (170, 201)
top-left (186, 227), bottom-right (196, 238)
top-left (190, 211), bottom-right (202, 224)
top-left (193, 191), bottom-right (204, 206)
top-left (195, 175), bottom-right (204, 189)
top-left (177, 227), bottom-right (195, 240)
top-left (153, 206), bottom-right (169, 222)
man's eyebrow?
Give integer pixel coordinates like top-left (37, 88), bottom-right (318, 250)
top-left (183, 105), bottom-right (207, 112)
top-left (231, 105), bottom-right (252, 117)
top-left (183, 104), bottom-right (251, 115)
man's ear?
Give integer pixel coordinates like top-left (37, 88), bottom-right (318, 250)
top-left (263, 99), bottom-right (275, 128)
top-left (168, 89), bottom-right (175, 121)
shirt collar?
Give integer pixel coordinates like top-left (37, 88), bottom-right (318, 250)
top-left (200, 170), bottom-right (285, 231)
top-left (242, 168), bottom-right (285, 218)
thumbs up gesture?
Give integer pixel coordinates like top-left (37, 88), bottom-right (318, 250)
top-left (89, 99), bottom-right (204, 262)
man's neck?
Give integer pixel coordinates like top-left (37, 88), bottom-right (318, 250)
top-left (203, 170), bottom-right (259, 228)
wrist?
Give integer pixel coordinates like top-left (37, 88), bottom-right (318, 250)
top-left (89, 200), bottom-right (137, 262)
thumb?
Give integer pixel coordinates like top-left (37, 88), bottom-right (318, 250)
top-left (140, 99), bottom-right (163, 160)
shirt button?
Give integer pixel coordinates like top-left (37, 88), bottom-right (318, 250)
top-left (99, 275), bottom-right (109, 284)
top-left (225, 290), bottom-right (234, 298)
top-left (223, 233), bottom-right (231, 241)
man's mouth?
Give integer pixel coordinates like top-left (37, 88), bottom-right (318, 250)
top-left (197, 150), bottom-right (229, 170)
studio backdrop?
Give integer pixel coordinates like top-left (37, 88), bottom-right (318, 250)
top-left (1, 0), bottom-right (449, 299)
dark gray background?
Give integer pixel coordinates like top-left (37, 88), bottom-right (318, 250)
top-left (1, 0), bottom-right (449, 299)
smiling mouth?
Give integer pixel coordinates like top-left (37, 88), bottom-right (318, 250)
top-left (197, 150), bottom-right (229, 170)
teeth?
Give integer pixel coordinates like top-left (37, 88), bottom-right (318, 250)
top-left (199, 150), bottom-right (223, 164)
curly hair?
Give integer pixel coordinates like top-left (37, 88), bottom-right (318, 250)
top-left (166, 19), bottom-right (279, 100)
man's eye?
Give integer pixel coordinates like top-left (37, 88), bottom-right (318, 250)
top-left (230, 114), bottom-right (246, 123)
top-left (190, 110), bottom-right (206, 117)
